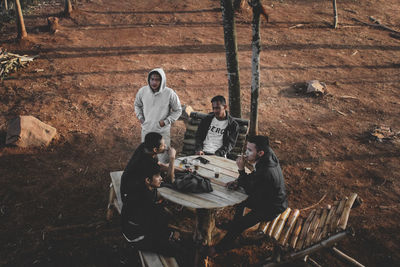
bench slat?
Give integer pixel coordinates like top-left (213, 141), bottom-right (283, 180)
top-left (140, 251), bottom-right (164, 267)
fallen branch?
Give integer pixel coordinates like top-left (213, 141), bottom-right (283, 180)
top-left (300, 193), bottom-right (327, 212)
top-left (289, 24), bottom-right (304, 29)
top-left (332, 246), bottom-right (365, 267)
top-left (338, 95), bottom-right (359, 100)
top-left (369, 16), bottom-right (400, 34)
top-left (389, 33), bottom-right (400, 40)
top-left (352, 17), bottom-right (400, 34)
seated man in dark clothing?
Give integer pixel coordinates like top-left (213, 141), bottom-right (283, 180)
top-left (195, 95), bottom-right (239, 157)
top-left (211, 135), bottom-right (288, 254)
top-left (120, 132), bottom-right (176, 200)
top-left (121, 162), bottom-right (191, 265)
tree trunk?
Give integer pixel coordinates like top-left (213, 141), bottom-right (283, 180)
top-left (64, 0), bottom-right (72, 17)
top-left (4, 0), bottom-right (8, 10)
top-left (333, 0), bottom-right (338, 28)
top-left (249, 0), bottom-right (261, 135)
top-left (220, 0), bottom-right (241, 118)
top-left (14, 0), bottom-right (27, 39)
top-left (233, 0), bottom-right (245, 11)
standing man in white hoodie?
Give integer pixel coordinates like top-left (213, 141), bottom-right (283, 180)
top-left (134, 68), bottom-right (182, 163)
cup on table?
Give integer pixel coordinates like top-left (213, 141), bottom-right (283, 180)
top-left (213, 167), bottom-right (220, 178)
top-left (193, 159), bottom-right (200, 170)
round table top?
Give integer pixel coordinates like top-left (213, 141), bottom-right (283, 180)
top-left (158, 155), bottom-right (248, 209)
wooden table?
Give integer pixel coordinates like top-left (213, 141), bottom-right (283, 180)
top-left (158, 155), bottom-right (248, 247)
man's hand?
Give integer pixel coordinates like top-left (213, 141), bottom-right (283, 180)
top-left (159, 120), bottom-right (166, 127)
top-left (226, 180), bottom-right (239, 190)
top-left (196, 151), bottom-right (204, 155)
top-left (236, 155), bottom-right (245, 170)
top-left (168, 147), bottom-right (176, 160)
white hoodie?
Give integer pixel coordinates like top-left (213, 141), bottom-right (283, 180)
top-left (134, 68), bottom-right (182, 135)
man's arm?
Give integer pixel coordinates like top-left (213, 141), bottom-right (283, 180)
top-left (215, 120), bottom-right (239, 157)
top-left (227, 155), bottom-right (247, 190)
top-left (163, 91), bottom-right (182, 126)
top-left (134, 89), bottom-right (145, 123)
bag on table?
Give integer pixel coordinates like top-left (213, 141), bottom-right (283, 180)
top-left (173, 171), bottom-right (213, 193)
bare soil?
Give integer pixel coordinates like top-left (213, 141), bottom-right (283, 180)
top-left (1, 0), bottom-right (399, 266)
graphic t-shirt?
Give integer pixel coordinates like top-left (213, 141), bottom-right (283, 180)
top-left (203, 117), bottom-right (229, 154)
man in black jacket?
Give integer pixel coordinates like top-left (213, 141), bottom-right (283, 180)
top-left (120, 132), bottom-right (176, 200)
top-left (195, 95), bottom-right (239, 157)
top-left (121, 162), bottom-right (190, 263)
top-left (212, 135), bottom-right (288, 253)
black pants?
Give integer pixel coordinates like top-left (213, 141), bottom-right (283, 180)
top-left (215, 202), bottom-right (279, 252)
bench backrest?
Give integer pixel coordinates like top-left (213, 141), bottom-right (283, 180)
top-left (255, 193), bottom-right (359, 251)
top-left (180, 112), bottom-right (249, 159)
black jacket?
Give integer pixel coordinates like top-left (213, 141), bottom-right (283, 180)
top-left (121, 184), bottom-right (170, 241)
top-left (120, 143), bottom-right (158, 201)
top-left (237, 147), bottom-right (288, 216)
top-left (195, 112), bottom-right (239, 157)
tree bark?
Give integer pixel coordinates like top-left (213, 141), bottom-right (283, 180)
top-left (249, 0), bottom-right (261, 135)
top-left (14, 0), bottom-right (27, 40)
top-left (64, 0), bottom-right (72, 17)
top-left (333, 0), bottom-right (338, 28)
top-left (220, 0), bottom-right (241, 118)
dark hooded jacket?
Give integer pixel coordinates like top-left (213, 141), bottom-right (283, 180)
top-left (194, 112), bottom-right (239, 157)
top-left (237, 147), bottom-right (288, 217)
top-left (120, 142), bottom-right (158, 200)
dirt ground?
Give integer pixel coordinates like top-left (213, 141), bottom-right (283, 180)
top-left (1, 0), bottom-right (399, 266)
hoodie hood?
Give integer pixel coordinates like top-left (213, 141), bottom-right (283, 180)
top-left (147, 68), bottom-right (166, 94)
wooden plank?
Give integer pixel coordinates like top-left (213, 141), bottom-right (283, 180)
top-left (195, 168), bottom-right (232, 186)
top-left (338, 193), bottom-right (358, 230)
top-left (272, 208), bottom-right (292, 240)
top-left (259, 221), bottom-right (270, 233)
top-left (202, 155), bottom-right (242, 173)
top-left (312, 207), bottom-right (329, 243)
top-left (110, 171), bottom-right (123, 211)
top-left (295, 209), bottom-right (316, 251)
top-left (278, 209), bottom-right (300, 246)
top-left (266, 214), bottom-right (281, 237)
top-left (304, 209), bottom-right (322, 248)
top-left (209, 186), bottom-right (247, 204)
top-left (158, 188), bottom-right (218, 209)
top-left (321, 204), bottom-right (338, 239)
top-left (289, 217), bottom-right (303, 249)
top-left (197, 162), bottom-right (239, 179)
top-left (159, 255), bottom-right (179, 267)
top-left (140, 251), bottom-right (164, 267)
top-left (193, 191), bottom-right (238, 206)
top-left (330, 198), bottom-right (347, 232)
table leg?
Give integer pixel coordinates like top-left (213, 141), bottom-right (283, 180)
top-left (195, 209), bottom-right (216, 246)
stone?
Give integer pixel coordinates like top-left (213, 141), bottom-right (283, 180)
top-left (306, 80), bottom-right (327, 96)
top-left (6, 116), bottom-right (57, 147)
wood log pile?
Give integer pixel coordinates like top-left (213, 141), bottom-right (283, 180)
top-left (253, 193), bottom-right (360, 253)
top-left (0, 49), bottom-right (36, 80)
top-left (180, 111), bottom-right (249, 159)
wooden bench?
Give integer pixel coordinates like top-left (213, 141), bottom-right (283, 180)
top-left (180, 111), bottom-right (249, 159)
top-left (107, 172), bottom-right (179, 267)
top-left (246, 193), bottom-right (364, 266)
